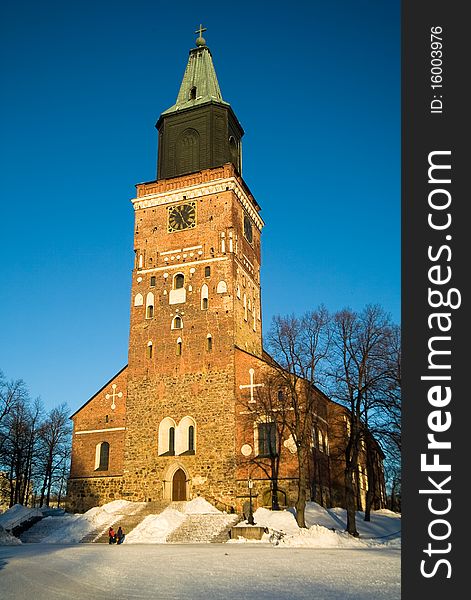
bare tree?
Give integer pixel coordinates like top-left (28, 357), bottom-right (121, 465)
top-left (55, 445), bottom-right (71, 508)
top-left (362, 324), bottom-right (401, 521)
top-left (329, 305), bottom-right (396, 536)
top-left (0, 372), bottom-right (28, 457)
top-left (21, 398), bottom-right (43, 506)
top-left (1, 393), bottom-right (37, 507)
top-left (385, 462), bottom-right (401, 512)
top-left (37, 404), bottom-right (71, 507)
top-left (266, 306), bottom-right (331, 527)
top-left (1, 371), bottom-right (73, 509)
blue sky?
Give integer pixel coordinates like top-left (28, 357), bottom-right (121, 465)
top-left (0, 0), bottom-right (400, 413)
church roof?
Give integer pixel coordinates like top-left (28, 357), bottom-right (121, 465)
top-left (161, 41), bottom-right (230, 116)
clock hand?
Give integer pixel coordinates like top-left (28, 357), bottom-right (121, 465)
top-left (174, 207), bottom-right (184, 226)
top-left (181, 208), bottom-right (191, 226)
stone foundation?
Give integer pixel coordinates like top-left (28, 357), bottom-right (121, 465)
top-left (66, 476), bottom-right (124, 513)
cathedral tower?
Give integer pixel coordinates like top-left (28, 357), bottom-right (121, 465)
top-left (122, 30), bottom-right (263, 505)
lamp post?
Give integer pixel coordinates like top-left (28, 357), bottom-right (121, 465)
top-left (247, 478), bottom-right (255, 525)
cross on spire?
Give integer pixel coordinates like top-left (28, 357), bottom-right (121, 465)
top-left (195, 24), bottom-right (207, 46)
top-left (105, 383), bottom-right (123, 410)
top-left (195, 24), bottom-right (207, 38)
top-left (239, 368), bottom-right (264, 404)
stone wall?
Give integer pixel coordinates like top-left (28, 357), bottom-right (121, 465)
top-left (122, 367), bottom-right (238, 508)
top-left (67, 475), bottom-right (124, 513)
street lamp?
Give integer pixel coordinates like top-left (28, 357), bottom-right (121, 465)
top-left (247, 478), bottom-right (255, 525)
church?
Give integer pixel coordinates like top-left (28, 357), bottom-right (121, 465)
top-left (67, 30), bottom-right (386, 514)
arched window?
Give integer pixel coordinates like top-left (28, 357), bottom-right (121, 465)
top-left (188, 426), bottom-right (195, 452)
top-left (201, 284), bottom-right (209, 310)
top-left (176, 416), bottom-right (196, 455)
top-left (169, 274), bottom-right (186, 305)
top-left (176, 128), bottom-right (200, 174)
top-left (158, 417), bottom-right (177, 456)
top-left (324, 432), bottom-right (330, 455)
top-left (256, 421), bottom-right (277, 458)
top-left (176, 337), bottom-right (182, 356)
top-left (95, 442), bottom-right (109, 471)
top-left (169, 427), bottom-right (175, 454)
top-left (318, 429), bottom-right (324, 451)
top-left (243, 294), bottom-right (248, 321)
top-left (172, 316), bottom-right (183, 329)
top-left (134, 293), bottom-right (144, 307)
top-left (138, 254), bottom-right (143, 269)
top-left (146, 292), bottom-right (154, 319)
top-left (174, 273), bottom-right (185, 289)
top-left (146, 341), bottom-right (153, 359)
top-left (216, 280), bottom-right (227, 294)
top-left (189, 86), bottom-right (197, 100)
top-left (206, 334), bottom-right (212, 352)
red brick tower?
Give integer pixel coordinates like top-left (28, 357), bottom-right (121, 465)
top-left (121, 32), bottom-right (264, 506)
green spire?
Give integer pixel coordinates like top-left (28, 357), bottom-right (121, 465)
top-left (161, 28), bottom-right (229, 115)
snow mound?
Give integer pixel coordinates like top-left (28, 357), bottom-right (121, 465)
top-left (40, 514), bottom-right (86, 543)
top-left (126, 508), bottom-right (187, 544)
top-left (232, 502), bottom-right (401, 548)
top-left (246, 507), bottom-right (300, 535)
top-left (0, 504), bottom-right (42, 531)
top-left (304, 502), bottom-right (340, 529)
top-left (0, 525), bottom-right (22, 545)
top-left (95, 499), bottom-right (139, 514)
top-left (184, 497), bottom-right (221, 514)
top-left (84, 500), bottom-right (143, 527)
top-left (279, 524), bottom-right (366, 548)
top-left (328, 506), bottom-right (401, 540)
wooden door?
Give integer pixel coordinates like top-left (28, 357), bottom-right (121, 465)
top-left (172, 468), bottom-right (187, 501)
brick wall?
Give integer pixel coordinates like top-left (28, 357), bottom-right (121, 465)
top-left (67, 367), bottom-right (127, 511)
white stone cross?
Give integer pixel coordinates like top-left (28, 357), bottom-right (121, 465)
top-left (239, 368), bottom-right (264, 404)
top-left (105, 384), bottom-right (123, 410)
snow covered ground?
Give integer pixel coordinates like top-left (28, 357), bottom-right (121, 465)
top-left (0, 543), bottom-right (400, 599)
top-left (0, 499), bottom-right (401, 549)
top-left (0, 500), bottom-right (400, 598)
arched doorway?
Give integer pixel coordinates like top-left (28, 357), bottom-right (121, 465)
top-left (172, 468), bottom-right (187, 501)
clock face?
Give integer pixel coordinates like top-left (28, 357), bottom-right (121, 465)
top-left (168, 202), bottom-right (196, 233)
top-left (243, 214), bottom-right (253, 244)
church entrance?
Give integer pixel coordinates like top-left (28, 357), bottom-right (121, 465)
top-left (172, 468), bottom-right (187, 501)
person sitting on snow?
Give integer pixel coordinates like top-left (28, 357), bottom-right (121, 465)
top-left (108, 527), bottom-right (116, 544)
